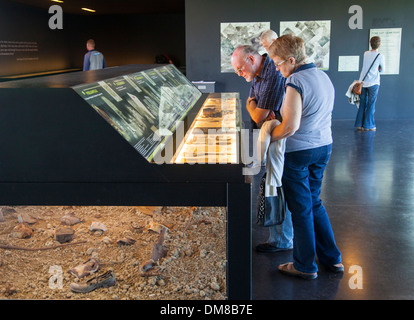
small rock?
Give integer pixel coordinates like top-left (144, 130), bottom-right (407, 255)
top-left (17, 213), bottom-right (38, 224)
top-left (103, 236), bottom-right (112, 244)
top-left (146, 221), bottom-right (165, 234)
top-left (54, 227), bottom-right (75, 243)
top-left (86, 247), bottom-right (96, 255)
top-left (116, 237), bottom-right (136, 246)
top-left (11, 223), bottom-right (33, 239)
top-left (89, 222), bottom-right (107, 232)
top-left (137, 206), bottom-right (162, 216)
top-left (211, 281), bottom-right (220, 291)
top-left (60, 212), bottom-right (83, 226)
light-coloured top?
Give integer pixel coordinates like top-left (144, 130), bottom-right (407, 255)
top-left (359, 51), bottom-right (385, 87)
top-left (284, 63), bottom-right (334, 153)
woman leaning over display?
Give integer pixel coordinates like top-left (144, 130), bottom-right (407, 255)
top-left (267, 34), bottom-right (343, 280)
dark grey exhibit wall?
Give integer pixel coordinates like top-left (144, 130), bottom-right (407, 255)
top-left (0, 1), bottom-right (71, 76)
top-left (0, 1), bottom-right (186, 77)
top-left (185, 0), bottom-right (414, 120)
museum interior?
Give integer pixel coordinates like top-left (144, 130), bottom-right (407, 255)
top-left (0, 0), bottom-right (414, 303)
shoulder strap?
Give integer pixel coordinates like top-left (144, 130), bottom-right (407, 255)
top-left (362, 53), bottom-right (380, 81)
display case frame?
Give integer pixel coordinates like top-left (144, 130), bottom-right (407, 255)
top-left (0, 65), bottom-right (251, 300)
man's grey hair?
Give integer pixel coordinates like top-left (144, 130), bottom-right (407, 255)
top-left (260, 29), bottom-right (278, 42)
top-left (233, 45), bottom-right (258, 59)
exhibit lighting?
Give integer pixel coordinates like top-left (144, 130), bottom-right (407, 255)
top-left (51, 0), bottom-right (64, 3)
top-left (81, 7), bottom-right (96, 12)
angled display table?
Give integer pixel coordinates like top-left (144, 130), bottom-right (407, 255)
top-left (0, 64), bottom-right (252, 300)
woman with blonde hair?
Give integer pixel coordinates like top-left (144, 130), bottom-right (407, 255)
top-left (267, 34), bottom-right (343, 280)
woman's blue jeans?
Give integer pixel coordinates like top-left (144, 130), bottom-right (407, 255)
top-left (354, 85), bottom-right (379, 130)
top-left (282, 144), bottom-right (341, 273)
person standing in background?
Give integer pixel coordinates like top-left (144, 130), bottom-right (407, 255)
top-left (354, 36), bottom-right (385, 131)
top-left (83, 39), bottom-right (106, 71)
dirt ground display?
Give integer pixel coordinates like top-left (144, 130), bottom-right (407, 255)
top-left (0, 205), bottom-right (227, 300)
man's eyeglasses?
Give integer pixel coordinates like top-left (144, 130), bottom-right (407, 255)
top-left (234, 58), bottom-right (249, 75)
top-left (275, 60), bottom-right (286, 68)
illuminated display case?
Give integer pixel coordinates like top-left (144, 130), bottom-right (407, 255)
top-left (173, 93), bottom-right (240, 165)
top-left (0, 65), bottom-right (251, 299)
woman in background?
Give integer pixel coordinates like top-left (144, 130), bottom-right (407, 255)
top-left (355, 36), bottom-right (385, 131)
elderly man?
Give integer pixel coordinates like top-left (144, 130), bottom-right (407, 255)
top-left (231, 44), bottom-right (293, 253)
top-left (231, 45), bottom-right (284, 127)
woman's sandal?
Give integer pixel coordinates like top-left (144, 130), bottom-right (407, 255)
top-left (278, 262), bottom-right (318, 280)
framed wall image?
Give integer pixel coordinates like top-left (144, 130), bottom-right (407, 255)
top-left (280, 20), bottom-right (331, 70)
top-left (220, 22), bottom-right (270, 73)
top-left (338, 55), bottom-right (360, 72)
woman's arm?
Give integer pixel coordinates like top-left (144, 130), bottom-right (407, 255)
top-left (270, 86), bottom-right (302, 141)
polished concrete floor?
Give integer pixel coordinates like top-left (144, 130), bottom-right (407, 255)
top-left (250, 119), bottom-right (414, 300)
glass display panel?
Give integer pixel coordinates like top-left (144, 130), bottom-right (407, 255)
top-left (72, 65), bottom-right (202, 162)
top-left (173, 93), bottom-right (240, 164)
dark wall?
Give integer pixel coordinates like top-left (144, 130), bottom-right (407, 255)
top-left (0, 1), bottom-right (185, 77)
top-left (0, 1), bottom-right (71, 76)
top-left (185, 0), bottom-right (414, 120)
top-left (66, 13), bottom-right (186, 70)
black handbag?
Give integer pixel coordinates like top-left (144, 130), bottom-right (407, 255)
top-left (256, 173), bottom-right (286, 226)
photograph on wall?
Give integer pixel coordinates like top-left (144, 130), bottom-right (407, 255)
top-left (280, 20), bottom-right (331, 70)
top-left (338, 56), bottom-right (360, 72)
top-left (72, 65), bottom-right (201, 161)
top-left (220, 22), bottom-right (270, 73)
top-left (370, 28), bottom-right (402, 75)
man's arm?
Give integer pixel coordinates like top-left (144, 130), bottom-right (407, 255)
top-left (270, 86), bottom-right (302, 141)
top-left (246, 97), bottom-right (272, 124)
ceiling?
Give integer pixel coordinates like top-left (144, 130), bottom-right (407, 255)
top-left (7, 0), bottom-right (185, 14)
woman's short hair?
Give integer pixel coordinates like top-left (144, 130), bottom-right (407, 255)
top-left (370, 36), bottom-right (381, 50)
top-left (268, 33), bottom-right (306, 64)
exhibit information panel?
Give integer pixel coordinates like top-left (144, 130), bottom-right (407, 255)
top-left (72, 64), bottom-right (202, 162)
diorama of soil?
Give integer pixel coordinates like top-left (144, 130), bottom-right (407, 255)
top-left (0, 205), bottom-right (226, 300)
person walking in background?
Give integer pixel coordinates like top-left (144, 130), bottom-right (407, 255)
top-left (83, 39), bottom-right (106, 71)
top-left (268, 34), bottom-right (343, 279)
top-left (355, 36), bottom-right (385, 131)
